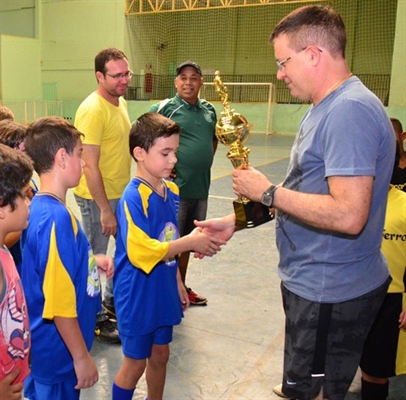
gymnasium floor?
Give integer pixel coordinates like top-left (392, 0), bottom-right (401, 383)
top-left (63, 133), bottom-right (405, 400)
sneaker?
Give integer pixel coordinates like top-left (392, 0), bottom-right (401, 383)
top-left (102, 300), bottom-right (116, 318)
top-left (273, 384), bottom-right (292, 399)
top-left (187, 287), bottom-right (208, 306)
top-left (95, 318), bottom-right (121, 344)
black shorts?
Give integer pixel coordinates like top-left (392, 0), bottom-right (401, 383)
top-left (177, 198), bottom-right (208, 237)
top-left (360, 292), bottom-right (403, 378)
top-left (281, 277), bottom-right (390, 400)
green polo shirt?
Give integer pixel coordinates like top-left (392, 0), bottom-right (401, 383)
top-left (149, 94), bottom-right (217, 199)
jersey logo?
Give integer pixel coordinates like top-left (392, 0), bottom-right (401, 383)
top-left (159, 222), bottom-right (180, 267)
top-left (87, 247), bottom-right (101, 297)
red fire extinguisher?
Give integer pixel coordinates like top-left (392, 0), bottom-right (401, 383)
top-left (145, 73), bottom-right (153, 93)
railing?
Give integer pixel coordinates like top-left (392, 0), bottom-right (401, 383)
top-left (124, 74), bottom-right (391, 106)
top-left (0, 100), bottom-right (63, 124)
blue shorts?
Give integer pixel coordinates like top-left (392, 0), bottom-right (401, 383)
top-left (24, 374), bottom-right (79, 400)
top-left (121, 326), bottom-right (173, 359)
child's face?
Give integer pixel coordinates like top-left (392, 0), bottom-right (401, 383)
top-left (65, 139), bottom-right (84, 188)
top-left (142, 134), bottom-right (179, 181)
top-left (1, 182), bottom-right (31, 233)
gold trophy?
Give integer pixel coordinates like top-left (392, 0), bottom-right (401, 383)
top-left (213, 71), bottom-right (273, 228)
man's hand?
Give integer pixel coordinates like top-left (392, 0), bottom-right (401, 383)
top-left (232, 165), bottom-right (272, 203)
top-left (193, 214), bottom-right (236, 259)
top-left (100, 209), bottom-right (117, 237)
top-left (188, 227), bottom-right (225, 257)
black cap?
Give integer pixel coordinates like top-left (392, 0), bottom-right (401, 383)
top-left (176, 61), bottom-right (202, 76)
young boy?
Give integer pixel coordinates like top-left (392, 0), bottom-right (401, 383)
top-left (20, 117), bottom-right (114, 400)
top-left (112, 113), bottom-right (224, 400)
top-left (0, 120), bottom-right (28, 151)
top-left (0, 120), bottom-right (38, 272)
top-left (0, 105), bottom-right (14, 121)
top-left (359, 144), bottom-right (406, 399)
top-left (0, 144), bottom-right (33, 400)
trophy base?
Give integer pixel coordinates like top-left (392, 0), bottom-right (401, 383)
top-left (233, 199), bottom-right (274, 229)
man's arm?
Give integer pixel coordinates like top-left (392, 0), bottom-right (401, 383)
top-left (232, 166), bottom-right (373, 235)
top-left (54, 316), bottom-right (98, 389)
top-left (81, 144), bottom-right (117, 236)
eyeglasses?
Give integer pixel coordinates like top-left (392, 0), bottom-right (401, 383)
top-left (276, 56), bottom-right (293, 71)
top-left (276, 47), bottom-right (322, 71)
top-left (105, 70), bottom-right (134, 80)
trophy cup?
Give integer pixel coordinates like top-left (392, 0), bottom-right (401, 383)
top-left (213, 71), bottom-right (273, 229)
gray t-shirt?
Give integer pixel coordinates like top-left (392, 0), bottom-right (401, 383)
top-left (276, 76), bottom-right (395, 303)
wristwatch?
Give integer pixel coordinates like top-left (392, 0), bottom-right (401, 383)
top-left (261, 184), bottom-right (278, 207)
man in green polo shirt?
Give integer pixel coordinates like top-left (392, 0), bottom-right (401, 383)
top-left (149, 61), bottom-right (217, 305)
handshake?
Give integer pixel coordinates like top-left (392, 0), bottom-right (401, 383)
top-left (191, 215), bottom-right (237, 259)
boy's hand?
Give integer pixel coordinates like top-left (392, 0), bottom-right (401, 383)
top-left (193, 215), bottom-right (235, 259)
top-left (399, 307), bottom-right (406, 330)
top-left (177, 270), bottom-right (190, 311)
top-left (0, 368), bottom-right (23, 400)
top-left (73, 352), bottom-right (99, 389)
top-left (188, 227), bottom-right (225, 257)
top-left (95, 254), bottom-right (114, 279)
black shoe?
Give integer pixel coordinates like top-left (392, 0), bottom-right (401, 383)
top-left (95, 318), bottom-right (121, 344)
top-left (102, 300), bottom-right (116, 318)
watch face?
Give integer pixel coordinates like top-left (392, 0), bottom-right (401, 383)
top-left (261, 192), bottom-right (272, 207)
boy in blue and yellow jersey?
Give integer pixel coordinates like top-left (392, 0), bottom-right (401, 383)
top-left (112, 112), bottom-right (224, 400)
top-left (20, 117), bottom-right (114, 400)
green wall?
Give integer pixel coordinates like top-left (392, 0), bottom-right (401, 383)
top-left (0, 0), bottom-right (35, 38)
top-left (0, 35), bottom-right (41, 100)
top-left (389, 0), bottom-right (406, 107)
top-left (0, 0), bottom-right (405, 131)
top-left (40, 0), bottom-right (128, 100)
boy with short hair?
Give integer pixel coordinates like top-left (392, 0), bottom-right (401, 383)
top-left (0, 120), bottom-right (38, 272)
top-left (0, 143), bottom-right (33, 400)
top-left (0, 105), bottom-right (14, 121)
top-left (112, 112), bottom-right (224, 400)
top-left (20, 117), bottom-right (114, 400)
top-left (0, 120), bottom-right (28, 151)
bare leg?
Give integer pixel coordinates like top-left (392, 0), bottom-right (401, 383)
top-left (114, 356), bottom-right (146, 389)
top-left (313, 387), bottom-right (323, 400)
top-left (146, 344), bottom-right (170, 400)
top-left (312, 386), bottom-right (330, 400)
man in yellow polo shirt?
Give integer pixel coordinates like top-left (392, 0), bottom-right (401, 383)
top-left (73, 48), bottom-right (132, 343)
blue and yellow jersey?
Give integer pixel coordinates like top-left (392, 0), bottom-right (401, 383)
top-left (114, 177), bottom-right (183, 336)
top-left (21, 193), bottom-right (101, 384)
